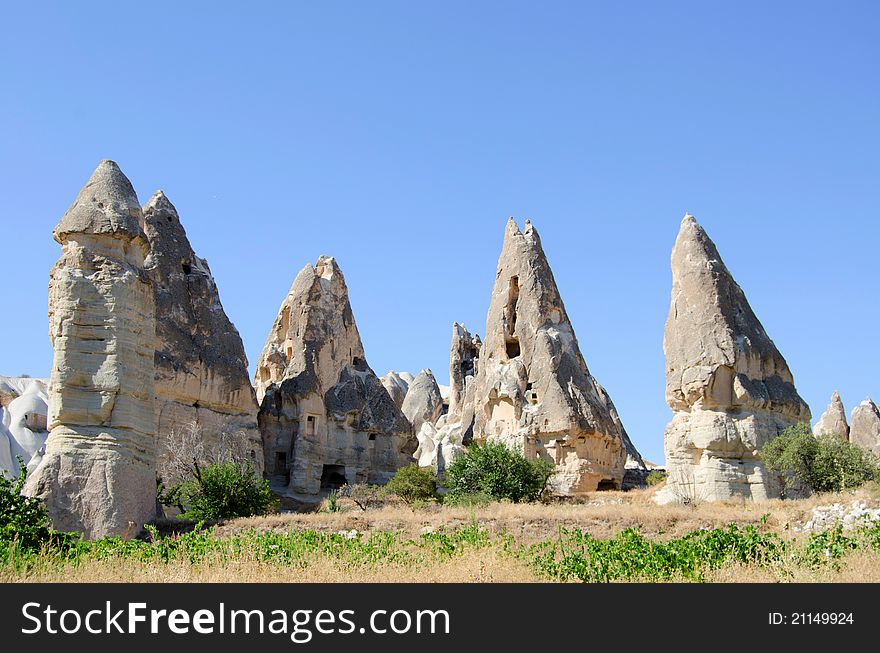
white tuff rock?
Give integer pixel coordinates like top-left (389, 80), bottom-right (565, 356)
top-left (25, 161), bottom-right (157, 539)
top-left (656, 214), bottom-right (811, 504)
top-left (470, 219), bottom-right (628, 494)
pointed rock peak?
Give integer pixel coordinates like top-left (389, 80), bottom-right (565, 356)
top-left (814, 390), bottom-right (850, 438)
top-left (665, 212), bottom-right (809, 420)
top-left (315, 255), bottom-right (341, 280)
top-left (504, 216), bottom-right (523, 238)
top-left (144, 189), bottom-right (175, 212)
top-left (54, 160), bottom-right (144, 244)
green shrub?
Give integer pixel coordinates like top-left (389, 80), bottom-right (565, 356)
top-left (645, 470), bottom-right (667, 487)
top-left (760, 423), bottom-right (878, 494)
top-left (0, 460), bottom-right (55, 551)
top-left (445, 441), bottom-right (553, 503)
top-left (170, 461), bottom-right (278, 521)
top-left (383, 465), bottom-right (439, 507)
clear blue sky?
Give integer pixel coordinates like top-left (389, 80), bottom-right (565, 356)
top-left (1, 1), bottom-right (877, 464)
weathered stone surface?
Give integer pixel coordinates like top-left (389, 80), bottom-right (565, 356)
top-left (656, 214), bottom-right (811, 504)
top-left (448, 323), bottom-right (481, 438)
top-left (471, 219), bottom-right (627, 494)
top-left (0, 377), bottom-right (49, 476)
top-left (380, 371), bottom-right (410, 409)
top-left (850, 398), bottom-right (880, 456)
top-left (414, 421), bottom-right (465, 477)
top-left (254, 256), bottom-right (416, 505)
top-left (142, 191), bottom-right (262, 478)
top-left (25, 161), bottom-right (157, 539)
top-left (813, 391), bottom-right (850, 439)
top-left (413, 324), bottom-right (482, 475)
top-left (401, 369), bottom-right (444, 435)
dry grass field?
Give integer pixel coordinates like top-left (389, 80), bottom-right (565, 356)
top-left (5, 483), bottom-right (880, 583)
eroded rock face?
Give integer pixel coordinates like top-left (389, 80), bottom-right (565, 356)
top-left (401, 369), bottom-right (444, 435)
top-left (471, 219), bottom-right (627, 494)
top-left (813, 391), bottom-right (850, 439)
top-left (254, 256), bottom-right (415, 505)
top-left (0, 377), bottom-right (49, 477)
top-left (850, 398), bottom-right (880, 456)
top-left (380, 371), bottom-right (410, 409)
top-left (25, 161), bottom-right (157, 539)
top-left (413, 324), bottom-right (481, 476)
top-left (142, 191), bottom-right (262, 478)
top-left (657, 214), bottom-right (811, 504)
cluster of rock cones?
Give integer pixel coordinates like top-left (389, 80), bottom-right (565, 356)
top-left (6, 160), bottom-right (877, 538)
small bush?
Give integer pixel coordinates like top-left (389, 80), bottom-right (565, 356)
top-left (0, 460), bottom-right (55, 551)
top-left (383, 465), bottom-right (439, 507)
top-left (339, 483), bottom-right (385, 511)
top-left (169, 461), bottom-right (278, 521)
top-left (760, 423), bottom-right (878, 494)
top-left (645, 470), bottom-right (667, 487)
top-left (445, 441), bottom-right (553, 503)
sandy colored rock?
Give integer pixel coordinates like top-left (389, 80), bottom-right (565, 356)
top-left (470, 219), bottom-right (627, 494)
top-left (813, 391), bottom-right (850, 439)
top-left (401, 369), bottom-right (444, 435)
top-left (380, 371), bottom-right (410, 409)
top-left (25, 161), bottom-right (157, 539)
top-left (850, 397), bottom-right (880, 456)
top-left (657, 214), bottom-right (811, 504)
top-left (143, 191), bottom-right (262, 478)
top-left (254, 256), bottom-right (416, 505)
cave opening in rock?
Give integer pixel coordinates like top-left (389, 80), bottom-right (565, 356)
top-left (504, 276), bottom-right (520, 359)
top-left (274, 451), bottom-right (287, 476)
top-left (320, 464), bottom-right (347, 490)
top-left (597, 479), bottom-right (618, 491)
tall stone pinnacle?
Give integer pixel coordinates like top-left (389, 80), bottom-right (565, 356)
top-left (813, 391), bottom-right (850, 439)
top-left (142, 190), bottom-right (263, 482)
top-left (850, 397), bottom-right (880, 456)
top-left (25, 161), bottom-right (157, 538)
top-left (658, 214), bottom-right (811, 503)
top-left (470, 218), bottom-right (627, 493)
top-left (254, 256), bottom-right (415, 505)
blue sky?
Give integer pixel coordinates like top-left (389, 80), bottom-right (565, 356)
top-left (1, 1), bottom-right (877, 463)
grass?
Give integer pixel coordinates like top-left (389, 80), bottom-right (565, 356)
top-left (3, 487), bottom-right (880, 583)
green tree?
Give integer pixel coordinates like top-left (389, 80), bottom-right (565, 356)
top-left (760, 422), bottom-right (878, 494)
top-left (445, 441), bottom-right (553, 503)
top-left (383, 465), bottom-right (439, 507)
top-left (168, 461), bottom-right (278, 521)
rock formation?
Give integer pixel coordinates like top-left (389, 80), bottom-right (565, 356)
top-left (254, 256), bottom-right (416, 505)
top-left (850, 398), bottom-right (880, 456)
top-left (401, 369), bottom-right (444, 435)
top-left (142, 191), bottom-right (262, 479)
top-left (380, 371), bottom-right (410, 409)
top-left (0, 376), bottom-right (49, 477)
top-left (25, 160), bottom-right (157, 538)
top-left (470, 218), bottom-right (627, 494)
top-left (813, 391), bottom-right (850, 439)
top-left (413, 323), bottom-right (481, 475)
top-left (657, 214), bottom-right (811, 504)
top-left (447, 323), bottom-right (481, 438)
